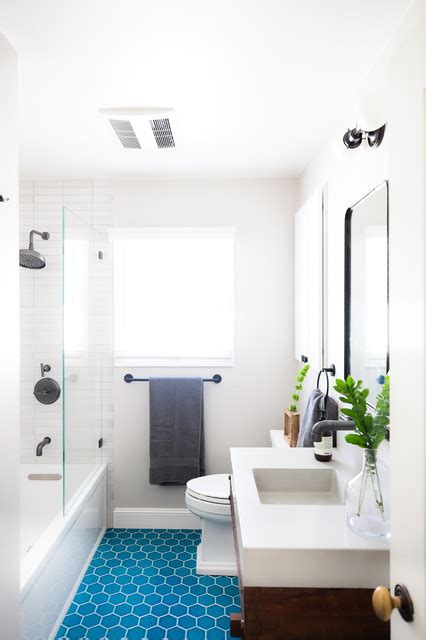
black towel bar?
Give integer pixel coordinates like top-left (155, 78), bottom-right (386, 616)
top-left (124, 373), bottom-right (222, 384)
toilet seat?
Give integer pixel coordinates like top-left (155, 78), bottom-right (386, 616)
top-left (186, 488), bottom-right (229, 505)
top-left (185, 490), bottom-right (231, 518)
top-left (186, 474), bottom-right (230, 505)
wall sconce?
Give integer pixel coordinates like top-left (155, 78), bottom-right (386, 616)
top-left (343, 123), bottom-right (386, 149)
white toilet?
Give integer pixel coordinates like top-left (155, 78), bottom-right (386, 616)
top-left (185, 474), bottom-right (237, 576)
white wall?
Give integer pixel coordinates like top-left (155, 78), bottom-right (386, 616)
top-left (298, 3), bottom-right (426, 636)
top-left (299, 124), bottom-right (389, 474)
top-left (112, 178), bottom-right (297, 509)
top-left (0, 32), bottom-right (19, 640)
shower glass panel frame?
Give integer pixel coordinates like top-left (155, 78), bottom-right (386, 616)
top-left (62, 206), bottom-right (105, 514)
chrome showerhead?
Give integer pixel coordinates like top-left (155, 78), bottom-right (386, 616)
top-left (19, 248), bottom-right (46, 269)
top-left (19, 230), bottom-right (50, 269)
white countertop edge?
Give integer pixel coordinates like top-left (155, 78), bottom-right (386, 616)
top-left (241, 547), bottom-right (390, 588)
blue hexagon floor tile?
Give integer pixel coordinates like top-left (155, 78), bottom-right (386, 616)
top-left (56, 529), bottom-right (240, 639)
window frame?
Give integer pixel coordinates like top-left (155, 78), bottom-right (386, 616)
top-left (111, 226), bottom-right (235, 368)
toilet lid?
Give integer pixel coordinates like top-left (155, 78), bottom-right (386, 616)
top-left (186, 474), bottom-right (230, 503)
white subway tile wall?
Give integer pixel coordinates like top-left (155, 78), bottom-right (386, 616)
top-left (19, 179), bottom-right (114, 523)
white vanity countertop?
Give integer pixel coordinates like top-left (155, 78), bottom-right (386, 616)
top-left (230, 446), bottom-right (390, 588)
top-left (269, 429), bottom-right (289, 448)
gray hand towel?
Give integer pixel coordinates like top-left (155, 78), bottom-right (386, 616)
top-left (297, 388), bottom-right (339, 447)
top-left (149, 377), bottom-right (205, 485)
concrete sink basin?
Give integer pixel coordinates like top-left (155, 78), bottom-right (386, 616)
top-left (253, 467), bottom-right (345, 505)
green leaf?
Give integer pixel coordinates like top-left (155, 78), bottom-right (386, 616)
top-left (374, 416), bottom-right (389, 427)
top-left (289, 363), bottom-right (310, 409)
top-left (345, 434), bottom-right (367, 448)
top-left (372, 432), bottom-right (387, 449)
top-left (334, 380), bottom-right (347, 393)
top-left (340, 408), bottom-right (356, 418)
top-left (366, 414), bottom-right (378, 435)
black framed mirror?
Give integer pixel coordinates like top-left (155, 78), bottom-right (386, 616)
top-left (344, 181), bottom-right (389, 408)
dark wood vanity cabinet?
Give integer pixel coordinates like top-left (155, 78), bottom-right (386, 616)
top-left (229, 478), bottom-right (390, 640)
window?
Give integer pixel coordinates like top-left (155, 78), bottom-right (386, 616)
top-left (112, 227), bottom-right (234, 366)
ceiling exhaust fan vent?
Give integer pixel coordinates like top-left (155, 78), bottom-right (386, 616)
top-left (150, 118), bottom-right (175, 149)
top-left (109, 119), bottom-right (141, 149)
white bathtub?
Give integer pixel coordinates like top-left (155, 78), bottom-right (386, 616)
top-left (20, 463), bottom-right (107, 640)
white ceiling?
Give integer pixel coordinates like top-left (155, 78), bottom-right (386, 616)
top-left (1, 0), bottom-right (411, 179)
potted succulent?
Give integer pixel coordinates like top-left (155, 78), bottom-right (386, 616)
top-left (284, 363), bottom-right (310, 447)
top-left (334, 375), bottom-right (390, 539)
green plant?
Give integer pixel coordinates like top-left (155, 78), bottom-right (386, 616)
top-left (333, 375), bottom-right (390, 449)
top-left (289, 364), bottom-right (310, 412)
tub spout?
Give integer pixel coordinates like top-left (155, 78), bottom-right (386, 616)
top-left (36, 436), bottom-right (51, 457)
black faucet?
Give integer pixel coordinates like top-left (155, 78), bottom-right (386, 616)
top-left (311, 419), bottom-right (355, 443)
top-left (36, 436), bottom-right (51, 456)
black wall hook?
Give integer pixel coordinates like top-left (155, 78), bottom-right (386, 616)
top-left (316, 364), bottom-right (337, 445)
top-left (323, 364), bottom-right (336, 377)
top-left (316, 364), bottom-right (336, 390)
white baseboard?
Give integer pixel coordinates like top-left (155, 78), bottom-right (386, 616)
top-left (196, 547), bottom-right (237, 576)
top-left (113, 507), bottom-right (201, 529)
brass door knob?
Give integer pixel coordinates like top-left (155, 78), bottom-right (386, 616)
top-left (372, 587), bottom-right (400, 621)
top-left (372, 584), bottom-right (414, 623)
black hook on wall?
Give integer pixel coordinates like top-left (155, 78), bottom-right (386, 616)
top-left (316, 364), bottom-right (337, 445)
top-left (317, 364), bottom-right (336, 420)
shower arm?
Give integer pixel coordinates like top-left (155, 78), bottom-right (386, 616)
top-left (29, 229), bottom-right (49, 250)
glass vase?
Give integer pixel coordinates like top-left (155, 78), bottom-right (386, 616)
top-left (345, 448), bottom-right (390, 540)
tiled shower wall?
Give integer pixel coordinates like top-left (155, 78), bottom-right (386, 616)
top-left (19, 179), bottom-right (114, 522)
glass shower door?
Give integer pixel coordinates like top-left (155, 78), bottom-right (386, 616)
top-left (62, 207), bottom-right (104, 511)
